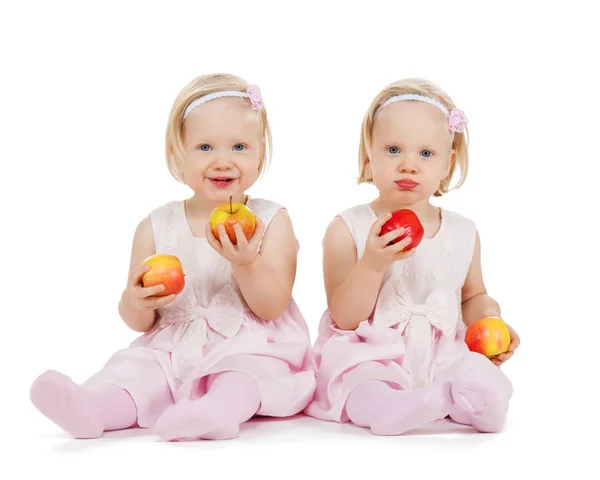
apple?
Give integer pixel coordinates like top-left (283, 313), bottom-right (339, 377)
top-left (379, 209), bottom-right (424, 250)
top-left (209, 196), bottom-right (256, 245)
top-left (140, 254), bottom-right (185, 297)
top-left (465, 317), bottom-right (511, 357)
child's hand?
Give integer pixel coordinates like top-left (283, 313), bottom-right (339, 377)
top-left (360, 213), bottom-right (416, 273)
top-left (490, 324), bottom-right (520, 366)
top-left (206, 217), bottom-right (266, 266)
top-left (122, 264), bottom-right (177, 311)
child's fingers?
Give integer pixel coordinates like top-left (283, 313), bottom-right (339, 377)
top-left (139, 294), bottom-right (176, 310)
top-left (393, 247), bottom-right (416, 261)
top-left (507, 326), bottom-right (520, 350)
top-left (217, 224), bottom-right (236, 254)
top-left (247, 216), bottom-right (265, 251)
top-left (129, 264), bottom-right (150, 288)
top-left (233, 223), bottom-right (249, 248)
top-left (205, 223), bottom-right (223, 252)
top-left (369, 213), bottom-right (392, 238)
top-left (388, 235), bottom-right (412, 253)
top-left (378, 228), bottom-right (406, 246)
top-left (136, 284), bottom-right (166, 298)
top-left (498, 351), bottom-right (513, 362)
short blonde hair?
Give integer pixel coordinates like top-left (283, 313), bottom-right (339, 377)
top-left (358, 78), bottom-right (469, 197)
top-left (165, 73), bottom-right (273, 183)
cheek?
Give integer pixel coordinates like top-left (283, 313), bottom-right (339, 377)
top-left (369, 155), bottom-right (387, 173)
top-left (371, 161), bottom-right (396, 183)
top-left (181, 157), bottom-right (208, 181)
top-left (370, 166), bottom-right (392, 188)
top-left (423, 163), bottom-right (450, 185)
top-left (244, 151), bottom-right (262, 172)
top-left (437, 158), bottom-right (452, 176)
top-left (242, 166), bottom-right (259, 184)
top-left (188, 153), bottom-right (211, 169)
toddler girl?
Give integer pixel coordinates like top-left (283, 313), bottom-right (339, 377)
top-left (305, 78), bottom-right (520, 435)
top-left (30, 73), bottom-right (317, 441)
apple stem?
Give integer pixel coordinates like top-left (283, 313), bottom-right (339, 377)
top-left (229, 196), bottom-right (232, 214)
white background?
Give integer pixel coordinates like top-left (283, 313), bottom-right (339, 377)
top-left (1, 0), bottom-right (598, 478)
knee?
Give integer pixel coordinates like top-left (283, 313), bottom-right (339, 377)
top-left (453, 352), bottom-right (514, 401)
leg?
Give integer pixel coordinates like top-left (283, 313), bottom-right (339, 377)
top-left (30, 370), bottom-right (137, 439)
top-left (30, 347), bottom-right (174, 438)
top-left (449, 352), bottom-right (513, 433)
top-left (345, 379), bottom-right (453, 436)
top-left (154, 371), bottom-right (260, 441)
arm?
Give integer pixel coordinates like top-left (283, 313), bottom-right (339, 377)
top-left (461, 230), bottom-right (501, 326)
top-left (118, 216), bottom-right (158, 333)
top-left (462, 230), bottom-right (520, 365)
top-left (323, 217), bottom-right (385, 330)
top-left (232, 209), bottom-right (297, 321)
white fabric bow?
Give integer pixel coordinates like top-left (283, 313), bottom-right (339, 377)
top-left (373, 282), bottom-right (458, 388)
top-left (161, 283), bottom-right (245, 381)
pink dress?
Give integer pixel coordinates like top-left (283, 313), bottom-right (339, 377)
top-left (305, 203), bottom-right (513, 424)
top-left (84, 197), bottom-right (317, 428)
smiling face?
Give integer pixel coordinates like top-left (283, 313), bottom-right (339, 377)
top-left (365, 100), bottom-right (456, 204)
top-left (180, 97), bottom-right (263, 203)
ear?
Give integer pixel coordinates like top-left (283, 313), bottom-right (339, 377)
top-left (446, 149), bottom-right (456, 176)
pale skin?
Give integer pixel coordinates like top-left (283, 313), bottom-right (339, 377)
top-left (118, 96), bottom-right (297, 332)
top-left (324, 100), bottom-right (519, 366)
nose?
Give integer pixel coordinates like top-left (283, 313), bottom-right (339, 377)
top-left (212, 151), bottom-right (233, 170)
top-left (397, 153), bottom-right (418, 174)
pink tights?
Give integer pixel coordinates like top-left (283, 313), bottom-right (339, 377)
top-left (30, 370), bottom-right (137, 439)
top-left (30, 370), bottom-right (260, 441)
top-left (153, 371), bottom-right (260, 441)
top-left (345, 353), bottom-right (512, 435)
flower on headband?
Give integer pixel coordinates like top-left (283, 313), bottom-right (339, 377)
top-left (448, 108), bottom-right (468, 133)
top-left (247, 85), bottom-right (263, 110)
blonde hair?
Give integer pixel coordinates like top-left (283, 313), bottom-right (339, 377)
top-left (165, 73), bottom-right (273, 183)
top-left (358, 78), bottom-right (469, 197)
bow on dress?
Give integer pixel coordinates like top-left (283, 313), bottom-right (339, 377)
top-left (373, 280), bottom-right (459, 388)
top-left (160, 283), bottom-right (245, 381)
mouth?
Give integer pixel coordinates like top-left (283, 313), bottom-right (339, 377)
top-left (395, 179), bottom-right (419, 190)
top-left (208, 177), bottom-right (237, 188)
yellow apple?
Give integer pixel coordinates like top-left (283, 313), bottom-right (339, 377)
top-left (209, 196), bottom-right (256, 245)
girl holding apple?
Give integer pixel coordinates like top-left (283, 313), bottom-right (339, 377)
top-left (305, 78), bottom-right (520, 435)
top-left (30, 73), bottom-right (317, 441)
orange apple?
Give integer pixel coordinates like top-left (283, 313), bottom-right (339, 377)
top-left (140, 254), bottom-right (185, 297)
top-left (209, 196), bottom-right (256, 245)
top-left (465, 316), bottom-right (511, 357)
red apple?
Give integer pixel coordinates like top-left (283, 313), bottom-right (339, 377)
top-left (209, 196), bottom-right (256, 245)
top-left (140, 254), bottom-right (185, 297)
top-left (465, 317), bottom-right (511, 357)
top-left (379, 209), bottom-right (424, 250)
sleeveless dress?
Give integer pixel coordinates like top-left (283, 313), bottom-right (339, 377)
top-left (84, 197), bottom-right (317, 428)
top-left (305, 203), bottom-right (513, 424)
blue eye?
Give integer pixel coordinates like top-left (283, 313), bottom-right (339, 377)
top-left (387, 146), bottom-right (400, 154)
top-left (421, 150), bottom-right (433, 158)
top-left (198, 144), bottom-right (211, 151)
top-left (233, 144), bottom-right (245, 151)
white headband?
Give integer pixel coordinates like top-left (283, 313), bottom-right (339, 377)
top-left (377, 93), bottom-right (468, 134)
top-left (182, 85), bottom-right (264, 121)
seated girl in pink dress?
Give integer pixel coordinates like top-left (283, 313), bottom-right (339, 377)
top-left (305, 78), bottom-right (520, 435)
top-left (30, 73), bottom-right (317, 441)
